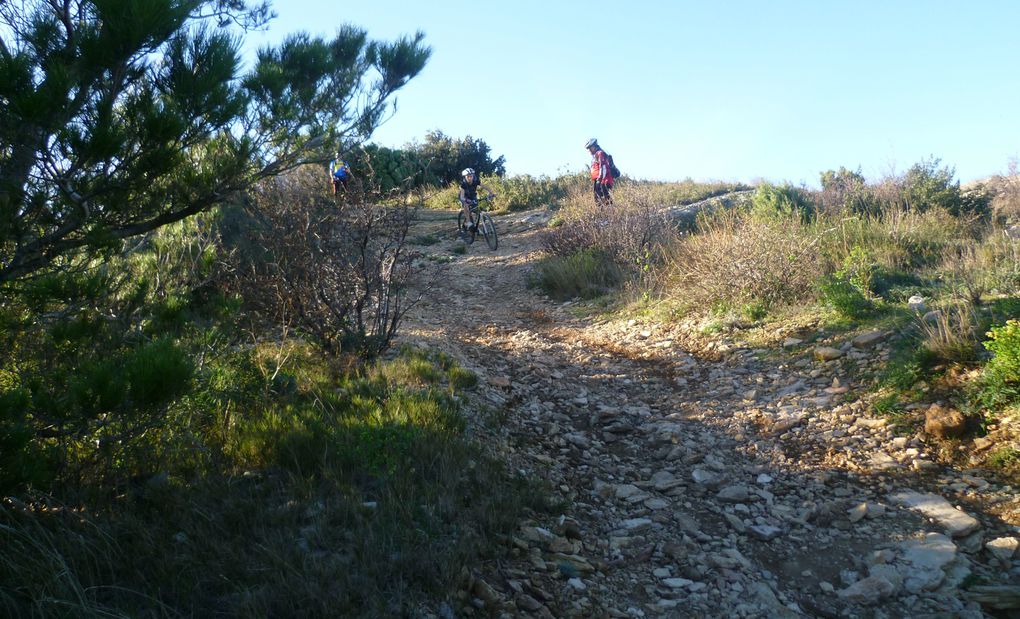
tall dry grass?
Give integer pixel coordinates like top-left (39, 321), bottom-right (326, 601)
top-left (658, 210), bottom-right (825, 312)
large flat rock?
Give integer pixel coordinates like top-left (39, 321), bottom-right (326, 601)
top-left (889, 491), bottom-right (980, 538)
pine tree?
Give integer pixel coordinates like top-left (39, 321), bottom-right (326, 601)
top-left (0, 0), bottom-right (430, 281)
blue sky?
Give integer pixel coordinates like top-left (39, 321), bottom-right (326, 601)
top-left (244, 1), bottom-right (1019, 186)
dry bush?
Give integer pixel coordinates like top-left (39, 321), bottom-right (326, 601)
top-left (992, 158), bottom-right (1020, 223)
top-left (543, 182), bottom-right (674, 266)
top-left (660, 210), bottom-right (824, 311)
top-left (224, 166), bottom-right (423, 358)
top-left (815, 207), bottom-right (977, 274)
top-left (918, 302), bottom-right (980, 364)
top-left (940, 234), bottom-right (1020, 301)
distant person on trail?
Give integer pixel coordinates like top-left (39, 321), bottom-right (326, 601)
top-left (586, 138), bottom-right (614, 206)
top-left (459, 168), bottom-right (495, 233)
top-left (329, 153), bottom-right (353, 195)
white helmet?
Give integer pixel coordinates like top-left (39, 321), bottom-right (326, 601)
top-left (584, 138), bottom-right (598, 149)
top-left (461, 168), bottom-right (475, 177)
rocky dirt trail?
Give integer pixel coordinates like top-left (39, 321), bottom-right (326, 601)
top-left (399, 208), bottom-right (1020, 619)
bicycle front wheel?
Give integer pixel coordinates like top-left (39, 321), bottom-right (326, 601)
top-left (480, 213), bottom-right (498, 250)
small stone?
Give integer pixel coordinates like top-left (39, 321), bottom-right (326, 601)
top-left (908, 295), bottom-right (927, 312)
top-left (567, 577), bottom-right (586, 591)
top-left (662, 577), bottom-right (694, 589)
top-left (692, 468), bottom-right (723, 488)
top-left (488, 376), bottom-right (511, 388)
top-left (838, 576), bottom-right (897, 605)
top-left (644, 498), bottom-right (670, 510)
top-left (852, 330), bottom-right (888, 349)
top-left (986, 537), bottom-right (1020, 562)
top-left (615, 484), bottom-right (642, 499)
top-left (848, 503), bottom-right (868, 523)
top-left (516, 594), bottom-right (544, 612)
top-left (748, 524), bottom-right (783, 541)
top-left (717, 485), bottom-right (749, 503)
top-left (814, 346), bottom-right (844, 361)
top-left (622, 518), bottom-right (653, 532)
top-left (472, 578), bottom-right (501, 606)
top-left (782, 337), bottom-right (803, 348)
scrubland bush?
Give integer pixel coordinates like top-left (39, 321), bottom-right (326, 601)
top-left (660, 210), bottom-right (823, 312)
top-left (225, 167), bottom-right (423, 359)
top-left (536, 182), bottom-right (673, 299)
top-left (750, 182), bottom-right (815, 222)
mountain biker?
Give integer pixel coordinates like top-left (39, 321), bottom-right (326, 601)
top-left (585, 138), bottom-right (614, 206)
top-left (329, 153), bottom-right (353, 195)
top-left (459, 168), bottom-right (495, 232)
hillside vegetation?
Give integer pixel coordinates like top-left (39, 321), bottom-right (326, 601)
top-left (537, 158), bottom-right (1020, 479)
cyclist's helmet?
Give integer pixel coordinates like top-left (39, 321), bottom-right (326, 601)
top-left (584, 138), bottom-right (598, 149)
top-left (461, 168), bottom-right (476, 178)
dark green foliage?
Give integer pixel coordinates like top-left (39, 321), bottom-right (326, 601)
top-left (0, 1), bottom-right (430, 281)
top-left (818, 274), bottom-right (874, 319)
top-left (414, 129), bottom-right (506, 185)
top-left (350, 131), bottom-right (506, 193)
top-left (901, 157), bottom-right (967, 215)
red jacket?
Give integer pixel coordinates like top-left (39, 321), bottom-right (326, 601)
top-left (590, 149), bottom-right (614, 186)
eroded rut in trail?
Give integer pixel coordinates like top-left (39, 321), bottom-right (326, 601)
top-left (399, 208), bottom-right (1020, 619)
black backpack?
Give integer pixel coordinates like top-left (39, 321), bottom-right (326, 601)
top-left (604, 151), bottom-right (622, 179)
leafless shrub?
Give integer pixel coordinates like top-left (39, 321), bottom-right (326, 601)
top-left (225, 166), bottom-right (422, 358)
top-left (660, 210), bottom-right (824, 310)
top-left (542, 183), bottom-right (673, 267)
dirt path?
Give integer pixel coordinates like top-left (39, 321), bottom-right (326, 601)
top-left (399, 208), bottom-right (1019, 619)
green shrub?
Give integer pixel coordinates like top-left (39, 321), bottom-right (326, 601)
top-left (840, 245), bottom-right (876, 296)
top-left (981, 320), bottom-right (1020, 406)
top-left (901, 157), bottom-right (970, 215)
top-left (750, 182), bottom-right (815, 222)
top-left (536, 249), bottom-right (625, 300)
top-left (818, 274), bottom-right (874, 319)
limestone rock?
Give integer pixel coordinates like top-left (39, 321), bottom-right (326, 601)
top-left (924, 404), bottom-right (967, 439)
top-left (889, 491), bottom-right (980, 537)
top-left (986, 537), bottom-right (1019, 562)
top-left (852, 330), bottom-right (888, 349)
top-left (838, 575), bottom-right (898, 605)
top-left (814, 346), bottom-right (844, 361)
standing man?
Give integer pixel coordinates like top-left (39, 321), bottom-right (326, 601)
top-left (329, 152), bottom-right (353, 195)
top-left (586, 138), bottom-right (614, 206)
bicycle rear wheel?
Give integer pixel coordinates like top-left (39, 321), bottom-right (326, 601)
top-left (480, 213), bottom-right (498, 250)
top-left (457, 211), bottom-right (476, 244)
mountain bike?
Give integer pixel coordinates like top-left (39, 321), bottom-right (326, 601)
top-left (457, 195), bottom-right (498, 250)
